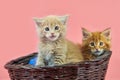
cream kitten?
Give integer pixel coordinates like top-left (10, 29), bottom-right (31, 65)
top-left (34, 15), bottom-right (83, 67)
top-left (34, 15), bottom-right (68, 67)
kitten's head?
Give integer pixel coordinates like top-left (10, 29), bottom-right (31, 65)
top-left (82, 28), bottom-right (111, 56)
top-left (33, 15), bottom-right (68, 41)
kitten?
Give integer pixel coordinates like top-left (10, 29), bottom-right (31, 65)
top-left (33, 15), bottom-right (83, 67)
top-left (81, 28), bottom-right (111, 60)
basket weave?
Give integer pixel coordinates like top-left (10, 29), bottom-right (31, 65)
top-left (5, 51), bottom-right (112, 80)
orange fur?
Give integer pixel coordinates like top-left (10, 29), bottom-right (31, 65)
top-left (66, 40), bottom-right (84, 63)
top-left (80, 28), bottom-right (111, 60)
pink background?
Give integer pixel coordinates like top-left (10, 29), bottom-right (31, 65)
top-left (0, 0), bottom-right (120, 80)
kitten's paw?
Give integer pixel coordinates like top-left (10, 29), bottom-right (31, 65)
top-left (48, 64), bottom-right (55, 67)
top-left (35, 63), bottom-right (45, 67)
top-left (54, 62), bottom-right (62, 66)
top-left (48, 62), bottom-right (62, 67)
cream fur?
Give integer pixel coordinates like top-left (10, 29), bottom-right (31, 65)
top-left (34, 15), bottom-right (83, 67)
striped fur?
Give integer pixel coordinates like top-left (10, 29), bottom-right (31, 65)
top-left (34, 15), bottom-right (83, 67)
top-left (81, 28), bottom-right (111, 60)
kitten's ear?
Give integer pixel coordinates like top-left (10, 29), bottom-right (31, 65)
top-left (33, 17), bottom-right (43, 27)
top-left (101, 27), bottom-right (111, 39)
top-left (82, 28), bottom-right (92, 40)
top-left (58, 15), bottom-right (69, 25)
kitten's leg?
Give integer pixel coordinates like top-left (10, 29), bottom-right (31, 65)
top-left (46, 49), bottom-right (67, 66)
top-left (47, 55), bottom-right (54, 66)
top-left (54, 49), bottom-right (66, 66)
top-left (46, 51), bottom-right (55, 66)
top-left (35, 52), bottom-right (45, 67)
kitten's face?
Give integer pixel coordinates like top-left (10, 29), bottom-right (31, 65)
top-left (34, 15), bottom-right (68, 41)
top-left (82, 28), bottom-right (111, 56)
top-left (43, 25), bottom-right (61, 41)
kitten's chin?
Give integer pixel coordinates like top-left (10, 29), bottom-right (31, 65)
top-left (47, 36), bottom-right (59, 41)
top-left (91, 50), bottom-right (104, 56)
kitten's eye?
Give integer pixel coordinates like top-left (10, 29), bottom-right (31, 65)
top-left (99, 42), bottom-right (104, 46)
top-left (45, 27), bottom-right (49, 31)
top-left (90, 42), bottom-right (95, 47)
top-left (55, 26), bottom-right (59, 30)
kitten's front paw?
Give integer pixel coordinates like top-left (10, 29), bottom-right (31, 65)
top-left (54, 62), bottom-right (63, 66)
top-left (35, 63), bottom-right (45, 67)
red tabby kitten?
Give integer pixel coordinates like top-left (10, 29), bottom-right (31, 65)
top-left (81, 28), bottom-right (111, 60)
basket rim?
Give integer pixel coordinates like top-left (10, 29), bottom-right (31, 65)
top-left (4, 50), bottom-right (112, 70)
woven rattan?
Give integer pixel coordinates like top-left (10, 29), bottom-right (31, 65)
top-left (5, 51), bottom-right (112, 80)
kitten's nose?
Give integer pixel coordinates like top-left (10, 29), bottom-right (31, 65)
top-left (51, 33), bottom-right (54, 36)
top-left (96, 49), bottom-right (99, 52)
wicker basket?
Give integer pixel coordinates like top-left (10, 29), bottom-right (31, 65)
top-left (5, 51), bottom-right (112, 80)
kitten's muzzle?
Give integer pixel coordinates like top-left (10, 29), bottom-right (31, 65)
top-left (50, 35), bottom-right (56, 38)
top-left (92, 49), bottom-right (104, 56)
top-left (51, 33), bottom-right (54, 35)
top-left (50, 33), bottom-right (56, 38)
